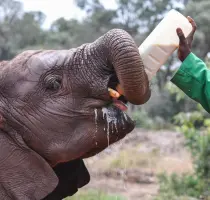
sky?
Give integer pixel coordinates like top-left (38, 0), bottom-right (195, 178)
top-left (19, 0), bottom-right (117, 29)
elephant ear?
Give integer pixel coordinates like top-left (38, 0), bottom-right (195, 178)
top-left (42, 159), bottom-right (90, 200)
top-left (0, 130), bottom-right (58, 200)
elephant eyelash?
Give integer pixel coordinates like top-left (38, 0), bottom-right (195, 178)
top-left (44, 76), bottom-right (62, 92)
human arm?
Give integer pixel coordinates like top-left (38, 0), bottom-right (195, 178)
top-left (171, 52), bottom-right (210, 113)
top-left (170, 17), bottom-right (210, 113)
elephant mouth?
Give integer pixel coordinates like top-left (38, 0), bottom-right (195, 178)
top-left (82, 93), bottom-right (134, 159)
top-left (107, 75), bottom-right (129, 112)
top-left (112, 98), bottom-right (128, 111)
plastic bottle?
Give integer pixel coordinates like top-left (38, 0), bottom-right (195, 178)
top-left (138, 9), bottom-right (192, 81)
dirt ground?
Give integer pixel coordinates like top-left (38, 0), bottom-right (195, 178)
top-left (79, 128), bottom-right (194, 200)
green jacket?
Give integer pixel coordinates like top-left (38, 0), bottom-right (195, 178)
top-left (171, 52), bottom-right (210, 113)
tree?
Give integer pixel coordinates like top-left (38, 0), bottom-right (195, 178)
top-left (0, 0), bottom-right (46, 60)
top-left (184, 0), bottom-right (210, 59)
top-left (0, 0), bottom-right (22, 60)
top-left (13, 11), bottom-right (46, 51)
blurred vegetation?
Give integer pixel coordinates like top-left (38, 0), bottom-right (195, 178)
top-left (1, 0), bottom-right (210, 199)
top-left (64, 189), bottom-right (126, 200)
top-left (110, 147), bottom-right (159, 169)
top-left (155, 85), bottom-right (210, 199)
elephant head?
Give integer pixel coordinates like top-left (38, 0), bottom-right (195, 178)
top-left (0, 29), bottom-right (150, 199)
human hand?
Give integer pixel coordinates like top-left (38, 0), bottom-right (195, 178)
top-left (176, 16), bottom-right (197, 62)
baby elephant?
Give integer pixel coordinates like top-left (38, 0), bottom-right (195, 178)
top-left (0, 29), bottom-right (150, 199)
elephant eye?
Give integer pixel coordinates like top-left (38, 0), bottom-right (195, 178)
top-left (45, 76), bottom-right (62, 92)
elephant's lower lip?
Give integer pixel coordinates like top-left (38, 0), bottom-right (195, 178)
top-left (112, 100), bottom-right (128, 111)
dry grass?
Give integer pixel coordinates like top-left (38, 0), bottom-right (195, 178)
top-left (86, 144), bottom-right (193, 175)
top-left (110, 148), bottom-right (159, 169)
top-left (81, 129), bottom-right (195, 200)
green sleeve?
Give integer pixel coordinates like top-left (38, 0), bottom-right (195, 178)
top-left (171, 52), bottom-right (210, 113)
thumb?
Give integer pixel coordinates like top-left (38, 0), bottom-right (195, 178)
top-left (176, 28), bottom-right (187, 45)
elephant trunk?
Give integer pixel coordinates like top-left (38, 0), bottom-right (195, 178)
top-left (102, 29), bottom-right (151, 105)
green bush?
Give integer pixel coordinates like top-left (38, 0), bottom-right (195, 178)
top-left (131, 110), bottom-right (153, 129)
top-left (155, 107), bottom-right (210, 199)
top-left (65, 189), bottom-right (126, 200)
top-left (174, 111), bottom-right (210, 187)
top-left (131, 109), bottom-right (172, 130)
top-left (155, 173), bottom-right (204, 199)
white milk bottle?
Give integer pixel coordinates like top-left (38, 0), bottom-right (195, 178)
top-left (138, 9), bottom-right (192, 81)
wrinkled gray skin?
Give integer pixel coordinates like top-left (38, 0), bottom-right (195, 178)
top-left (0, 29), bottom-right (150, 200)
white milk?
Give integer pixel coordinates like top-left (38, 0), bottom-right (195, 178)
top-left (139, 9), bottom-right (193, 81)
